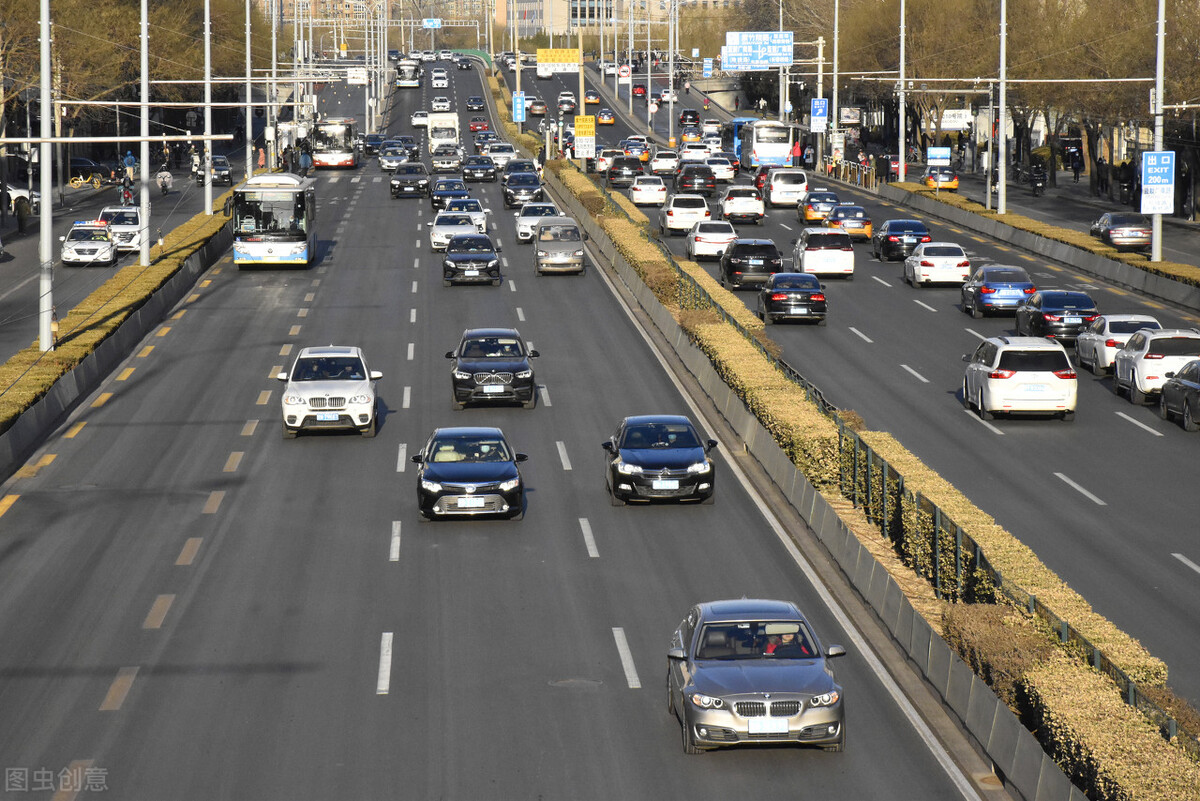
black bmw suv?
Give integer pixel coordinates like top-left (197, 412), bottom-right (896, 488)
top-left (719, 238), bottom-right (784, 290)
top-left (675, 164), bottom-right (717, 197)
top-left (446, 327), bottom-right (539, 410)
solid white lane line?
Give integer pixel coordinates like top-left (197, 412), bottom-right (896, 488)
top-left (410, 308), bottom-right (417, 324)
top-left (403, 386), bottom-right (412, 408)
top-left (1054, 472), bottom-right (1107, 506)
top-left (390, 521), bottom-right (402, 561)
top-left (1172, 552), bottom-right (1200, 575)
top-left (396, 443), bottom-right (407, 472)
top-left (962, 408), bottom-right (1004, 435)
top-left (508, 280), bottom-right (517, 292)
top-left (407, 343), bottom-right (415, 361)
top-left (516, 307), bottom-right (525, 321)
top-left (377, 633), bottom-right (393, 694)
top-left (913, 300), bottom-right (938, 313)
top-left (539, 386), bottom-right (552, 406)
top-left (872, 275), bottom-right (892, 288)
top-left (556, 441), bottom-right (573, 470)
top-left (900, 364), bottom-right (930, 384)
top-left (1115, 411), bottom-right (1164, 437)
top-left (964, 327), bottom-right (986, 340)
top-left (411, 280), bottom-right (418, 293)
top-left (611, 627), bottom-right (641, 689)
top-left (579, 517), bottom-right (599, 558)
top-left (849, 327), bottom-right (873, 344)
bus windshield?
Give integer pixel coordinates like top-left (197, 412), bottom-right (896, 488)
top-left (312, 124), bottom-right (354, 154)
top-left (232, 190), bottom-right (310, 237)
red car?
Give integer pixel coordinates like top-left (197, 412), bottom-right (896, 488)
top-left (632, 83), bottom-right (647, 98)
top-left (468, 117), bottom-right (490, 132)
top-left (753, 164), bottom-right (773, 190)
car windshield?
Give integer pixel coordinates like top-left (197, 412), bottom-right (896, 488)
top-left (1109, 214), bottom-right (1149, 227)
top-left (656, 151), bottom-right (677, 159)
top-left (775, 173), bottom-right (807, 185)
top-left (1110, 320), bottom-right (1161, 334)
top-left (773, 275), bottom-right (820, 290)
top-left (538, 224), bottom-right (581, 242)
top-left (807, 193), bottom-right (838, 203)
top-left (460, 336), bottom-right (525, 358)
top-left (522, 205), bottom-right (557, 218)
top-left (804, 233), bottom-right (852, 250)
top-left (396, 165), bottom-right (427, 175)
top-left (447, 201), bottom-right (482, 212)
top-left (464, 158), bottom-right (490, 166)
top-left (727, 189), bottom-right (758, 199)
top-left (508, 161), bottom-right (536, 172)
top-left (982, 268), bottom-right (1030, 283)
top-left (428, 435), bottom-right (512, 463)
top-left (672, 197), bottom-right (707, 209)
top-left (212, 157), bottom-right (230, 167)
top-left (68, 229), bottom-right (109, 242)
top-left (620, 421), bottom-right (700, 449)
top-left (435, 181), bottom-right (466, 192)
top-left (996, 351), bottom-right (1071, 372)
top-left (509, 174), bottom-right (539, 187)
top-left (695, 622), bottom-right (816, 660)
top-left (100, 210), bottom-right (138, 225)
top-left (446, 236), bottom-right (494, 254)
top-left (924, 246), bottom-right (965, 258)
top-left (491, 145), bottom-right (514, 154)
top-left (735, 244), bottom-right (781, 258)
top-left (696, 223), bottom-right (734, 235)
top-left (1147, 337), bottom-right (1200, 357)
top-left (831, 207), bottom-right (866, 218)
top-left (366, 135), bottom-right (385, 145)
top-left (381, 147), bottom-right (405, 157)
top-left (291, 356), bottom-right (366, 381)
top-left (434, 146), bottom-right (458, 156)
top-left (436, 215), bottom-right (473, 226)
top-left (891, 221), bottom-right (928, 234)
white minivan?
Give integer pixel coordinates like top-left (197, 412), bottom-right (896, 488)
top-left (766, 168), bottom-right (809, 206)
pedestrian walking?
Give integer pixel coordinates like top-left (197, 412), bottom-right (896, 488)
top-left (683, 81), bottom-right (690, 96)
top-left (1097, 156), bottom-right (1108, 194)
top-left (1071, 150), bottom-right (1082, 183)
top-left (257, 147), bottom-right (266, 170)
top-left (758, 97), bottom-right (767, 114)
top-left (734, 96), bottom-right (740, 111)
top-left (803, 144), bottom-right (815, 170)
top-left (791, 140), bottom-right (803, 167)
top-left (298, 148), bottom-right (312, 177)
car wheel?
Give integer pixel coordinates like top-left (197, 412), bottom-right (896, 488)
top-left (1158, 393), bottom-right (1171, 421)
top-left (360, 416), bottom-right (377, 438)
top-left (681, 718), bottom-right (703, 755)
top-left (700, 491), bottom-right (715, 505)
top-left (507, 501), bottom-right (525, 520)
top-left (962, 380), bottom-right (972, 410)
top-left (1129, 380), bottom-right (1146, 405)
top-left (666, 670), bottom-right (677, 715)
top-left (1112, 371), bottom-right (1124, 397)
top-left (823, 723), bottom-right (846, 753)
top-left (451, 392), bottom-right (465, 411)
top-left (976, 390), bottom-right (993, 421)
top-left (1183, 402), bottom-right (1200, 432)
top-left (491, 278), bottom-right (502, 287)
top-left (282, 424), bottom-right (297, 439)
top-left (816, 317), bottom-right (827, 326)
top-left (1061, 410), bottom-right (1075, 422)
top-left (522, 392), bottom-right (537, 410)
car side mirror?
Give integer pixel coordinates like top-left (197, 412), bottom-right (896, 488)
top-left (445, 351), bottom-right (456, 359)
top-left (790, 239), bottom-right (797, 245)
top-left (529, 349), bottom-right (540, 358)
top-left (826, 644), bottom-right (847, 658)
top-left (667, 647), bottom-right (686, 660)
top-left (514, 452), bottom-right (529, 462)
top-left (601, 441), bottom-right (615, 453)
top-left (58, 235), bottom-right (65, 242)
top-left (1165, 371), bottom-right (1176, 379)
top-left (276, 372), bottom-right (288, 381)
top-left (495, 244), bottom-right (502, 252)
top-left (962, 354), bottom-right (971, 362)
top-left (583, 231), bottom-right (589, 240)
top-left (484, 208), bottom-right (491, 214)
top-left (410, 454), bottom-right (424, 464)
top-left (369, 371), bottom-right (383, 380)
top-left (705, 439), bottom-right (717, 451)
top-left (513, 211), bottom-right (519, 217)
top-left (427, 221), bottom-right (433, 226)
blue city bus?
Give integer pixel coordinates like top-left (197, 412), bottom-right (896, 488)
top-left (720, 117), bottom-right (760, 166)
top-left (735, 120), bottom-right (794, 169)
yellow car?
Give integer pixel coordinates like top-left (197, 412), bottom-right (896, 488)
top-left (798, 190), bottom-right (840, 222)
top-left (825, 205), bottom-right (873, 240)
top-left (597, 108), bottom-right (616, 125)
top-left (922, 166), bottom-right (959, 191)
top-left (584, 90), bottom-right (601, 105)
top-left (681, 127), bottom-right (702, 143)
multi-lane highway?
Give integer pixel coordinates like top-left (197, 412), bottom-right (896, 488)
top-left (507, 63), bottom-right (1200, 707)
top-left (0, 65), bottom-right (1001, 799)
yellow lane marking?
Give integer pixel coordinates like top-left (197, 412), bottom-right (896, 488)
top-left (1017, 254), bottom-right (1035, 261)
top-left (212, 267), bottom-right (223, 274)
top-left (91, 393), bottom-right (113, 408)
top-left (1045, 264), bottom-right (1063, 272)
top-left (995, 245), bottom-right (1010, 251)
top-left (172, 309), bottom-right (187, 320)
top-left (1107, 287), bottom-right (1129, 296)
top-left (64, 422), bottom-right (86, 438)
top-left (202, 491), bottom-right (225, 514)
top-left (116, 368), bottom-right (135, 381)
top-left (279, 344), bottom-right (293, 356)
top-left (187, 293), bottom-right (201, 303)
top-left (156, 327), bottom-right (170, 337)
top-left (137, 346), bottom-right (154, 358)
top-left (199, 279), bottom-right (212, 288)
top-left (176, 537), bottom-right (203, 566)
top-left (223, 452), bottom-right (244, 473)
top-left (99, 667), bottom-right (138, 711)
top-left (241, 420), bottom-right (259, 437)
top-left (289, 325), bottom-right (302, 336)
top-left (15, 454), bottom-right (55, 478)
top-left (0, 495), bottom-right (16, 517)
top-left (970, 235), bottom-right (986, 243)
top-left (256, 391), bottom-right (272, 406)
top-left (269, 365), bottom-right (282, 378)
top-left (142, 595), bottom-right (175, 629)
top-left (49, 759), bottom-right (94, 801)
top-left (947, 227), bottom-right (964, 234)
top-left (297, 308), bottom-right (309, 318)
top-left (311, 279), bottom-right (321, 287)
top-left (305, 293), bottom-right (316, 302)
top-left (1145, 300), bottom-right (1165, 309)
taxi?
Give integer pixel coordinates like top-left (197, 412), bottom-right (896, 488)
top-left (59, 220), bottom-right (118, 267)
top-left (597, 108), bottom-right (616, 125)
top-left (680, 127), bottom-right (702, 143)
top-left (798, 189), bottom-right (841, 222)
top-left (824, 204), bottom-right (873, 241)
top-left (584, 89), bottom-right (601, 105)
top-left (922, 166), bottom-right (959, 191)
top-left (622, 139), bottom-right (650, 162)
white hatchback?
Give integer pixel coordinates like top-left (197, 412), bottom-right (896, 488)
top-left (1075, 314), bottom-right (1162, 375)
top-left (629, 176), bottom-right (667, 206)
top-left (705, 157), bottom-right (735, 182)
top-left (719, 186), bottom-right (765, 224)
top-left (1112, 328), bottom-right (1200, 404)
top-left (903, 242), bottom-right (971, 287)
top-left (962, 337), bottom-right (1077, 421)
top-left (685, 221), bottom-right (737, 261)
top-left (649, 150), bottom-right (679, 175)
top-left (793, 227), bottom-right (855, 278)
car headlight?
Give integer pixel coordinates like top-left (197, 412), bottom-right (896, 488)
top-left (690, 693), bottom-right (724, 709)
top-left (686, 460), bottom-right (711, 474)
top-left (515, 369), bottom-right (533, 379)
top-left (809, 691), bottom-right (840, 707)
top-left (536, 250), bottom-right (549, 257)
top-left (498, 477), bottom-right (520, 492)
top-left (443, 260), bottom-right (453, 270)
top-left (348, 394), bottom-right (372, 404)
top-left (419, 179), bottom-right (428, 184)
top-left (573, 249), bottom-right (584, 257)
top-left (283, 393), bottom-right (307, 405)
top-left (616, 460), bottom-right (642, 475)
top-left (453, 370), bottom-right (471, 380)
top-left (420, 479), bottom-right (442, 493)
top-left (487, 259), bottom-right (499, 268)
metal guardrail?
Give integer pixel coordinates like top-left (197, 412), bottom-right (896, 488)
top-left (568, 160), bottom-right (1199, 757)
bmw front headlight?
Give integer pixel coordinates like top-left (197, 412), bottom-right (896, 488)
top-left (515, 369), bottom-right (532, 379)
top-left (573, 249), bottom-right (584, 257)
top-left (690, 693), bottom-right (724, 709)
top-left (498, 477), bottom-right (520, 492)
top-left (420, 479), bottom-right (442, 493)
top-left (283, 393), bottom-right (307, 405)
top-left (453, 369), bottom-right (471, 380)
top-left (616, 460), bottom-right (642, 475)
top-left (348, 393), bottom-right (372, 404)
top-left (686, 460), bottom-right (711, 474)
top-left (809, 691), bottom-right (840, 707)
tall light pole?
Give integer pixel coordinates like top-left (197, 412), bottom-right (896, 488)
top-left (245, 0), bottom-right (253, 179)
top-left (997, 0), bottom-right (1007, 213)
top-left (831, 0), bottom-right (839, 146)
top-left (37, 0), bottom-right (52, 350)
top-left (897, 0), bottom-right (906, 182)
top-left (778, 0), bottom-right (785, 121)
top-left (204, 0), bottom-right (213, 213)
top-left (1150, 0), bottom-right (1165, 262)
top-left (140, 0), bottom-right (151, 261)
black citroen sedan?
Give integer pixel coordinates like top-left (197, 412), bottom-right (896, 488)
top-left (462, 155), bottom-right (497, 182)
top-left (1014, 290), bottom-right (1100, 343)
top-left (447, 328), bottom-right (539, 410)
top-left (602, 414), bottom-right (716, 504)
top-left (502, 173), bottom-right (544, 208)
top-left (756, 272), bottom-right (827, 325)
top-left (442, 234), bottom-right (502, 286)
top-left (412, 426), bottom-right (527, 520)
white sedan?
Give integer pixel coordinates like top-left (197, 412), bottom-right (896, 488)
top-left (427, 212), bottom-right (479, 251)
top-left (411, 110), bottom-right (429, 127)
top-left (1075, 314), bottom-right (1162, 375)
top-left (596, 148), bottom-right (625, 174)
top-left (719, 186), bottom-right (765, 224)
top-left (629, 176), bottom-right (667, 206)
top-left (1112, 327), bottom-right (1200, 404)
top-left (431, 96), bottom-right (452, 112)
top-left (685, 220), bottom-right (737, 261)
top-left (902, 242), bottom-right (971, 287)
top-left (678, 143), bottom-right (712, 163)
top-left (444, 198), bottom-right (491, 233)
top-left (705, 157), bottom-right (736, 182)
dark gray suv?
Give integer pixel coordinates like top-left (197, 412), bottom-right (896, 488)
top-left (718, 239), bottom-right (784, 290)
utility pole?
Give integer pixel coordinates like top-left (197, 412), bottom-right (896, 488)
top-left (140, 0), bottom-right (151, 263)
top-left (245, 0), bottom-right (253, 179)
top-left (897, 0), bottom-right (906, 183)
top-left (1150, 0), bottom-right (1165, 262)
top-left (38, 0), bottom-right (53, 351)
top-left (204, 0), bottom-right (213, 213)
top-left (997, 0), bottom-right (1007, 213)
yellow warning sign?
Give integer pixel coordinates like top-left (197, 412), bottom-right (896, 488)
top-left (574, 116), bottom-right (596, 138)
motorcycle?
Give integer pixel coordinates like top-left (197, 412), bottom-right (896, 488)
top-left (156, 169), bottom-right (173, 196)
top-left (120, 186), bottom-right (134, 206)
top-left (1030, 168), bottom-right (1047, 197)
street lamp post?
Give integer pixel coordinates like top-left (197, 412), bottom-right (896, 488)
top-left (897, 0), bottom-right (905, 182)
top-left (1151, 0), bottom-right (1165, 262)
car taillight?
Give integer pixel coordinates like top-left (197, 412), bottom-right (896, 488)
top-left (811, 293), bottom-right (826, 302)
top-left (842, 246), bottom-right (853, 252)
top-left (704, 210), bottom-right (711, 217)
top-left (919, 260), bottom-right (934, 266)
top-left (957, 260), bottom-right (970, 267)
top-left (887, 235), bottom-right (900, 242)
top-left (1043, 313), bottom-right (1061, 321)
top-left (1104, 338), bottom-right (1120, 347)
top-left (1053, 369), bottom-right (1077, 379)
top-left (987, 369), bottom-right (1016, 379)
top-left (666, 210), bottom-right (673, 216)
top-left (1024, 286), bottom-right (1037, 294)
top-left (980, 286), bottom-right (997, 294)
top-left (1144, 353), bottom-right (1165, 359)
top-left (920, 235), bottom-right (932, 243)
top-left (770, 293), bottom-right (789, 301)
top-left (1083, 314), bottom-right (1099, 322)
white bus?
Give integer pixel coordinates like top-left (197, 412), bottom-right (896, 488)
top-left (426, 112), bottom-right (460, 153)
top-left (396, 58), bottom-right (420, 88)
top-left (737, 120), bottom-right (793, 169)
top-left (228, 173), bottom-right (317, 267)
top-left (311, 117), bottom-right (359, 168)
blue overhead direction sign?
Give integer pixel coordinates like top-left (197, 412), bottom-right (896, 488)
top-left (422, 18), bottom-right (442, 29)
top-left (721, 31), bottom-right (793, 71)
top-left (1140, 150), bottom-right (1175, 215)
top-left (512, 91), bottom-right (526, 123)
top-left (702, 58), bottom-right (713, 78)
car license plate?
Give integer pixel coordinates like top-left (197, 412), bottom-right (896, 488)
top-left (790, 307), bottom-right (808, 314)
top-left (748, 717), bottom-right (790, 734)
top-left (316, 412), bottom-right (339, 421)
top-left (1023, 384), bottom-right (1048, 393)
top-left (1065, 316), bottom-right (1081, 324)
top-left (748, 259), bottom-right (763, 266)
top-left (903, 236), bottom-right (916, 243)
top-left (403, 186), bottom-right (415, 191)
top-left (464, 269), bottom-right (480, 276)
top-left (652, 479), bottom-right (679, 490)
top-left (482, 385), bottom-right (504, 394)
top-left (998, 289), bottom-right (1020, 296)
top-left (457, 496), bottom-right (485, 508)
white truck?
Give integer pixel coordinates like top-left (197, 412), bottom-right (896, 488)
top-left (426, 112), bottom-right (460, 154)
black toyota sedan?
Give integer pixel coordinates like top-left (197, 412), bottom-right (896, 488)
top-left (756, 272), bottom-right (827, 325)
top-left (502, 173), bottom-right (544, 208)
top-left (442, 233), bottom-right (502, 286)
top-left (390, 163), bottom-right (431, 198)
top-left (447, 328), bottom-right (539, 410)
top-left (871, 218), bottom-right (931, 261)
top-left (462, 155), bottom-right (497, 182)
top-left (602, 414), bottom-right (716, 504)
top-left (412, 426), bottom-right (527, 520)
top-left (1014, 290), bottom-right (1100, 343)
top-left (430, 178), bottom-right (470, 210)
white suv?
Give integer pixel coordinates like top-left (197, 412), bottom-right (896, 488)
top-left (658, 194), bottom-right (711, 236)
top-left (277, 346), bottom-right (383, 438)
top-left (793, 227), bottom-right (855, 278)
top-left (1112, 328), bottom-right (1200, 405)
top-left (962, 337), bottom-right (1077, 421)
top-left (98, 205), bottom-right (144, 251)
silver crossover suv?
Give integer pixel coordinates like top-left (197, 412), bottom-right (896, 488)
top-left (532, 216), bottom-right (587, 275)
top-left (277, 346), bottom-right (382, 438)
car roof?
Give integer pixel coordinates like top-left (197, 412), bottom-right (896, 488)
top-left (985, 336), bottom-right (1068, 350)
top-left (622, 414), bottom-right (694, 427)
top-left (698, 599), bottom-right (804, 622)
top-left (533, 215), bottom-right (579, 227)
top-left (432, 426), bottom-right (506, 438)
top-left (462, 327), bottom-right (522, 339)
top-left (800, 227), bottom-right (843, 235)
top-left (920, 241), bottom-right (964, 249)
top-left (732, 238), bottom-right (777, 246)
top-left (297, 345), bottom-right (363, 358)
top-left (1139, 327), bottom-right (1200, 339)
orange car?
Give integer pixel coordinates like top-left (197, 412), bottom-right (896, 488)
top-left (825, 205), bottom-right (873, 240)
top-left (597, 108), bottom-right (616, 125)
top-left (922, 166), bottom-right (959, 191)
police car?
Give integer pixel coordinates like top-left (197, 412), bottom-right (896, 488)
top-left (59, 221), bottom-right (118, 267)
